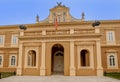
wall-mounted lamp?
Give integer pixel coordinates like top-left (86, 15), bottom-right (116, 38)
top-left (19, 25), bottom-right (27, 30)
top-left (92, 21), bottom-right (100, 27)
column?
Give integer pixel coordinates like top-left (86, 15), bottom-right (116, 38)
top-left (96, 40), bottom-right (103, 76)
top-left (70, 41), bottom-right (76, 76)
top-left (40, 42), bottom-right (46, 76)
top-left (17, 43), bottom-right (23, 75)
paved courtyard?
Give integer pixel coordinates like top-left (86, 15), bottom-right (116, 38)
top-left (0, 75), bottom-right (119, 82)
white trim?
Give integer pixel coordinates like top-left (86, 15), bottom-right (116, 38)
top-left (107, 52), bottom-right (118, 69)
top-left (11, 34), bottom-right (18, 46)
top-left (0, 35), bottom-right (5, 47)
top-left (54, 51), bottom-right (64, 56)
top-left (0, 54), bottom-right (3, 67)
top-left (106, 31), bottom-right (116, 44)
top-left (9, 54), bottom-right (17, 67)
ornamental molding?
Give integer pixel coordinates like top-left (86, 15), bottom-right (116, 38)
top-left (23, 42), bottom-right (42, 47)
top-left (19, 34), bottom-right (102, 41)
top-left (105, 50), bottom-right (118, 53)
top-left (75, 41), bottom-right (95, 46)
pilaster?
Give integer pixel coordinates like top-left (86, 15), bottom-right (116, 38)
top-left (20, 31), bottom-right (24, 36)
top-left (40, 42), bottom-right (46, 76)
top-left (17, 42), bottom-right (23, 76)
top-left (70, 41), bottom-right (76, 76)
top-left (96, 40), bottom-right (103, 76)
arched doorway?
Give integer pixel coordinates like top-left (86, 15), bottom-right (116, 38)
top-left (51, 44), bottom-right (64, 75)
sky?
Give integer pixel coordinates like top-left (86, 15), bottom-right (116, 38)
top-left (0, 0), bottom-right (120, 26)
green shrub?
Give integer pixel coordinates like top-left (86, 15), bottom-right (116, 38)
top-left (104, 72), bottom-right (120, 80)
top-left (0, 72), bottom-right (16, 79)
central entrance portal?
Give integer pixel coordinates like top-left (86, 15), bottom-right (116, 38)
top-left (51, 44), bottom-right (64, 75)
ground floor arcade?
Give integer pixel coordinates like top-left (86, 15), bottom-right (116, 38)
top-left (17, 40), bottom-right (103, 76)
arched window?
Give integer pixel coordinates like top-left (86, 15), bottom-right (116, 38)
top-left (109, 55), bottom-right (115, 66)
top-left (27, 50), bottom-right (36, 67)
top-left (107, 52), bottom-right (118, 68)
top-left (80, 50), bottom-right (90, 66)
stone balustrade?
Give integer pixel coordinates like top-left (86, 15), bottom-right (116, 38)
top-left (23, 28), bottom-right (96, 36)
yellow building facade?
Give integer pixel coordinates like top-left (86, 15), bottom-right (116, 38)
top-left (0, 4), bottom-right (120, 76)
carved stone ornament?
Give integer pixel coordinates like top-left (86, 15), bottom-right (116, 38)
top-left (57, 2), bottom-right (62, 6)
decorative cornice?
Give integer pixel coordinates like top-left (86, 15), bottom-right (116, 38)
top-left (0, 47), bottom-right (19, 49)
top-left (19, 34), bottom-right (102, 41)
top-left (101, 44), bottom-right (120, 47)
top-left (75, 41), bottom-right (95, 46)
top-left (23, 42), bottom-right (41, 47)
top-left (105, 49), bottom-right (118, 53)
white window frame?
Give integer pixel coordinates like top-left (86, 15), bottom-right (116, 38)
top-left (107, 53), bottom-right (118, 69)
top-left (11, 34), bottom-right (18, 45)
top-left (9, 54), bottom-right (17, 67)
top-left (0, 35), bottom-right (5, 46)
top-left (0, 54), bottom-right (3, 67)
top-left (106, 31), bottom-right (115, 43)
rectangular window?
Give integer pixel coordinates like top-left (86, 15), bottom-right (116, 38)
top-left (58, 16), bottom-right (60, 22)
top-left (0, 54), bottom-right (3, 67)
top-left (9, 55), bottom-right (17, 66)
top-left (11, 35), bottom-right (18, 45)
top-left (63, 16), bottom-right (65, 22)
top-left (107, 31), bottom-right (115, 42)
top-left (0, 35), bottom-right (4, 44)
